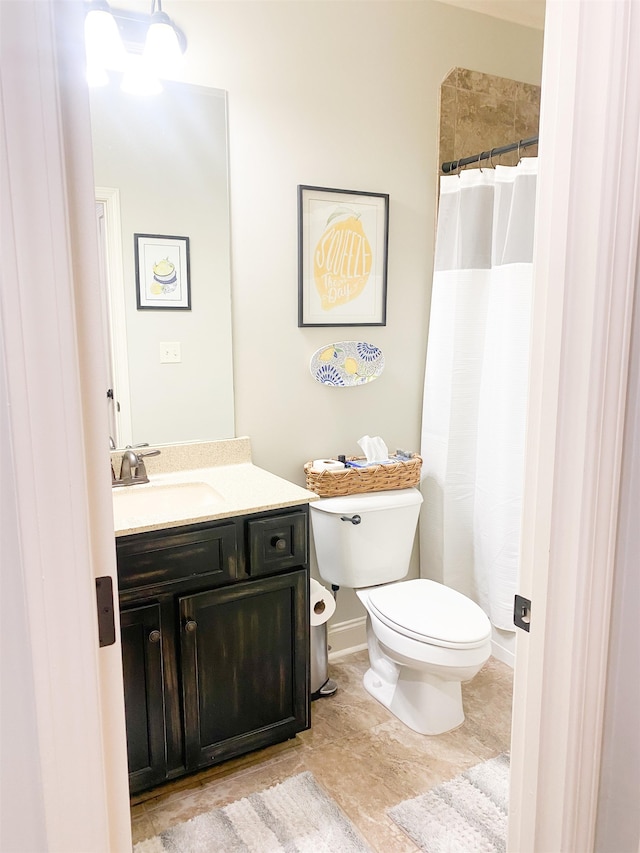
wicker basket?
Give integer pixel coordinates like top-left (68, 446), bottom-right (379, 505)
top-left (304, 455), bottom-right (422, 498)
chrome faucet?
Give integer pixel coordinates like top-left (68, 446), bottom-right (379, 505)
top-left (113, 446), bottom-right (161, 487)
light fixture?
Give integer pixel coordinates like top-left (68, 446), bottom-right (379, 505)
top-left (84, 0), bottom-right (126, 82)
top-left (84, 1), bottom-right (186, 93)
top-left (142, 0), bottom-right (184, 77)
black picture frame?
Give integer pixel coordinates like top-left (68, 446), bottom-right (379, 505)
top-left (298, 185), bottom-right (388, 327)
top-left (134, 233), bottom-right (191, 310)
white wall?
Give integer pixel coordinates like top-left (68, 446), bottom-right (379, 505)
top-left (149, 0), bottom-right (543, 624)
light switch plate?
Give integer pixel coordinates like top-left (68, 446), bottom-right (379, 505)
top-left (160, 341), bottom-right (181, 363)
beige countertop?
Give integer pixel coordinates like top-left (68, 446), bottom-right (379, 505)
top-left (111, 437), bottom-right (318, 536)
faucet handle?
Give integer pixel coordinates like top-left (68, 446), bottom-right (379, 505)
top-left (115, 447), bottom-right (161, 486)
top-left (133, 449), bottom-right (161, 483)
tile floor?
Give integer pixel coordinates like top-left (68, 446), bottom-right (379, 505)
top-left (130, 650), bottom-right (513, 851)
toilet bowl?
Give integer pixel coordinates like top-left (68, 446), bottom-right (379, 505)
top-left (357, 579), bottom-right (491, 734)
top-left (309, 488), bottom-right (492, 735)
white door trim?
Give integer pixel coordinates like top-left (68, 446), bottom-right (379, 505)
top-left (509, 1), bottom-right (640, 851)
top-left (1, 1), bottom-right (131, 849)
top-left (95, 186), bottom-right (133, 447)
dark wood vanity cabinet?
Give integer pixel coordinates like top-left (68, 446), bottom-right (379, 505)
top-left (119, 602), bottom-right (166, 791)
top-left (116, 506), bottom-right (310, 794)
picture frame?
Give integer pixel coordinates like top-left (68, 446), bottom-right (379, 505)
top-left (298, 185), bottom-right (388, 327)
top-left (134, 233), bottom-right (191, 310)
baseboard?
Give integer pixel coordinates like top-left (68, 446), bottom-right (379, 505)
top-left (327, 616), bottom-right (367, 660)
top-left (491, 626), bottom-right (515, 668)
top-left (326, 615), bottom-right (516, 668)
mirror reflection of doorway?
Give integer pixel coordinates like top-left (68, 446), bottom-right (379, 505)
top-left (95, 188), bottom-right (132, 448)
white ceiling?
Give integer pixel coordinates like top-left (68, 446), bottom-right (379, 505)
top-left (433, 0), bottom-right (545, 30)
top-left (117, 1), bottom-right (546, 31)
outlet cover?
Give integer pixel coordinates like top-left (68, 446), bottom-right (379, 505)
top-left (160, 341), bottom-right (181, 363)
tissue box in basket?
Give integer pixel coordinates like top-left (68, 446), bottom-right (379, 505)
top-left (304, 455), bottom-right (422, 498)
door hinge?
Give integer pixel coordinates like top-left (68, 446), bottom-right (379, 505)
top-left (96, 576), bottom-right (116, 647)
top-left (514, 594), bottom-right (531, 632)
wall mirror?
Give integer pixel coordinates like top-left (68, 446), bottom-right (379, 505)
top-left (90, 75), bottom-right (235, 449)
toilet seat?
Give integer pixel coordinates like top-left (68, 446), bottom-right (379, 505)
top-left (367, 579), bottom-right (491, 650)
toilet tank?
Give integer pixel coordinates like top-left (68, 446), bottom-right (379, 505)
top-left (310, 488), bottom-right (423, 588)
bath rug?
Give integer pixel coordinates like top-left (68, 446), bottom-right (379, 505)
top-left (388, 753), bottom-right (509, 853)
top-left (133, 771), bottom-right (373, 853)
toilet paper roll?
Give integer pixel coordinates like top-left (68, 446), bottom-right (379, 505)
top-left (311, 459), bottom-right (345, 473)
top-left (310, 578), bottom-right (336, 626)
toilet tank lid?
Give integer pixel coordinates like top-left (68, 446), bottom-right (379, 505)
top-left (310, 487), bottom-right (423, 514)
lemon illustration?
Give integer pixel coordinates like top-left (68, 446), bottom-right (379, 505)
top-left (319, 347), bottom-right (336, 362)
top-left (344, 357), bottom-right (358, 375)
top-left (150, 282), bottom-right (163, 295)
top-left (313, 209), bottom-right (372, 311)
top-left (153, 258), bottom-right (175, 277)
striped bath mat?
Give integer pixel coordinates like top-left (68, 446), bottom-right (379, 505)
top-left (134, 771), bottom-right (372, 853)
top-left (388, 753), bottom-right (509, 853)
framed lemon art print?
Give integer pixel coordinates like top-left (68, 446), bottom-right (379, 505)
top-left (134, 233), bottom-right (191, 310)
top-left (298, 186), bottom-right (388, 326)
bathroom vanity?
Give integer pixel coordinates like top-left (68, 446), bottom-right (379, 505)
top-left (111, 438), bottom-right (318, 794)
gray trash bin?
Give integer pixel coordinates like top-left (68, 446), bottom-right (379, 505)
top-left (310, 622), bottom-right (337, 699)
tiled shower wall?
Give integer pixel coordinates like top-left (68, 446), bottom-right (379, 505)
top-left (438, 67), bottom-right (541, 173)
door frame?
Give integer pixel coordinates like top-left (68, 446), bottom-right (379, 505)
top-left (509, 1), bottom-right (640, 850)
top-left (95, 186), bottom-right (133, 447)
top-left (1, 1), bottom-right (131, 849)
top-left (3, 0), bottom-right (639, 850)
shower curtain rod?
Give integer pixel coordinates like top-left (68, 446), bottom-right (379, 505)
top-left (441, 135), bottom-right (539, 174)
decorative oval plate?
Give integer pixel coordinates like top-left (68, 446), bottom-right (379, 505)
top-left (310, 341), bottom-right (385, 387)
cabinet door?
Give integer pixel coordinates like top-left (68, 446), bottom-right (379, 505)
top-left (120, 603), bottom-right (167, 792)
top-left (180, 570), bottom-right (309, 770)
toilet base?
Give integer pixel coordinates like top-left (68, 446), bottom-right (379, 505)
top-left (362, 664), bottom-right (465, 736)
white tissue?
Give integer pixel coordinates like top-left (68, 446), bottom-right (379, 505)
top-left (357, 434), bottom-right (389, 463)
top-left (311, 459), bottom-right (346, 473)
top-left (310, 578), bottom-right (336, 626)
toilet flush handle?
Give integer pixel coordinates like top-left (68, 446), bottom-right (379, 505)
top-left (340, 514), bottom-right (361, 525)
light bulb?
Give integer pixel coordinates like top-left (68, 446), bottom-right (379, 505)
top-left (84, 0), bottom-right (126, 71)
top-left (142, 11), bottom-right (183, 77)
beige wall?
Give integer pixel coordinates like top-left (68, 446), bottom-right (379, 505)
top-left (104, 1), bottom-right (542, 622)
top-left (159, 0), bottom-right (543, 623)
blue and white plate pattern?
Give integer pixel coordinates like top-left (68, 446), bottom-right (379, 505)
top-left (310, 341), bottom-right (385, 387)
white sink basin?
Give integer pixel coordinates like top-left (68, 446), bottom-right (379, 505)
top-left (113, 480), bottom-right (226, 522)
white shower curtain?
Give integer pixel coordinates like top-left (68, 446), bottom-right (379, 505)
top-left (419, 158), bottom-right (538, 631)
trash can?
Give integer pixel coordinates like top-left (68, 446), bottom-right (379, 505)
top-left (309, 578), bottom-right (338, 699)
top-left (310, 622), bottom-right (337, 699)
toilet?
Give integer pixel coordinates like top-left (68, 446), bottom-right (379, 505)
top-left (310, 487), bottom-right (491, 735)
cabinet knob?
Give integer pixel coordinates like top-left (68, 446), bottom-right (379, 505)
top-left (184, 619), bottom-right (198, 633)
top-left (148, 629), bottom-right (161, 644)
top-left (273, 537), bottom-right (287, 551)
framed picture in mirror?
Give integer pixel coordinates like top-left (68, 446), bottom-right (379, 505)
top-left (134, 233), bottom-right (191, 310)
top-left (298, 185), bottom-right (388, 327)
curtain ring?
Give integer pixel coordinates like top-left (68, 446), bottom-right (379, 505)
top-left (478, 152), bottom-right (483, 173)
top-left (517, 140), bottom-right (523, 163)
top-left (488, 148), bottom-right (494, 169)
